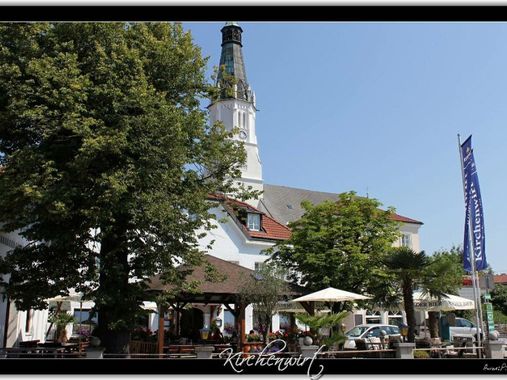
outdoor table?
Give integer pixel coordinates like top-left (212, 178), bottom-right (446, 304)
top-left (32, 342), bottom-right (80, 358)
top-left (34, 346), bottom-right (67, 358)
top-left (166, 353), bottom-right (197, 359)
top-left (164, 345), bottom-right (196, 355)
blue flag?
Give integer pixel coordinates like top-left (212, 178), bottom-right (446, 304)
top-left (461, 136), bottom-right (487, 272)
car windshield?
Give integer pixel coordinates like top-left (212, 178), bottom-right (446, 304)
top-left (346, 326), bottom-right (369, 337)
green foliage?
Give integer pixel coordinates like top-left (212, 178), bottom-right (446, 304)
top-left (295, 311), bottom-right (348, 330)
top-left (421, 246), bottom-right (464, 297)
top-left (246, 332), bottom-right (262, 342)
top-left (268, 192), bottom-right (400, 312)
top-left (322, 331), bottom-right (347, 348)
top-left (414, 350), bottom-right (430, 358)
top-left (491, 284), bottom-right (507, 315)
top-left (239, 262), bottom-right (289, 341)
top-left (295, 311), bottom-right (348, 347)
top-left (48, 311), bottom-right (76, 328)
top-left (384, 247), bottom-right (429, 283)
top-left (384, 246), bottom-right (429, 342)
top-left (0, 23), bottom-right (252, 352)
top-left (454, 309), bottom-right (475, 321)
top-left (493, 309), bottom-right (507, 324)
top-left (417, 246), bottom-right (465, 339)
top-left (211, 65), bottom-right (238, 101)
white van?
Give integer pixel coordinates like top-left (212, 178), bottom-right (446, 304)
top-left (450, 317), bottom-right (482, 340)
top-left (416, 317), bottom-right (482, 340)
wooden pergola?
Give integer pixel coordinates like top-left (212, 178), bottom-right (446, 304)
top-left (147, 255), bottom-right (306, 354)
top-left (148, 255), bottom-right (254, 354)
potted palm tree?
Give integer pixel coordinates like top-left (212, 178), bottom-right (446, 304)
top-left (48, 312), bottom-right (75, 343)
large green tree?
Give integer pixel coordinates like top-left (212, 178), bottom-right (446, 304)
top-left (0, 23), bottom-right (251, 353)
top-left (269, 192), bottom-right (401, 313)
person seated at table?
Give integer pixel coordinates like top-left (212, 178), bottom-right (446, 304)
top-left (211, 327), bottom-right (223, 342)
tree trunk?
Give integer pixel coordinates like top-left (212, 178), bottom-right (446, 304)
top-left (428, 311), bottom-right (439, 338)
top-left (262, 316), bottom-right (271, 344)
top-left (94, 225), bottom-right (132, 355)
top-left (402, 280), bottom-right (416, 343)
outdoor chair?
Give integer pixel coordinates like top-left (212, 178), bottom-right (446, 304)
top-left (453, 336), bottom-right (476, 357)
top-left (355, 339), bottom-right (368, 350)
top-left (387, 335), bottom-right (402, 349)
top-left (415, 338), bottom-right (432, 349)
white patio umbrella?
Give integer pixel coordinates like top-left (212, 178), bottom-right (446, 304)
top-left (141, 301), bottom-right (158, 313)
top-left (276, 301), bottom-right (331, 314)
top-left (47, 291), bottom-right (83, 303)
top-left (290, 287), bottom-right (371, 303)
top-left (289, 287), bottom-right (371, 335)
top-left (411, 291), bottom-right (475, 312)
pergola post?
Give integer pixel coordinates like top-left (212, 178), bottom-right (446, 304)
top-left (175, 305), bottom-right (181, 335)
top-left (289, 313), bottom-right (296, 329)
top-left (235, 302), bottom-right (246, 351)
top-left (157, 303), bottom-right (166, 356)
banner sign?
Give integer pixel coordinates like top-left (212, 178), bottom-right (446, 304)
top-left (461, 136), bottom-right (487, 272)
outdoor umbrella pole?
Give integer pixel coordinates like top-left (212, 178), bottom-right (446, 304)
top-left (79, 301), bottom-right (82, 336)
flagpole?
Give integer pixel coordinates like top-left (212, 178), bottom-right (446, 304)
top-left (457, 134), bottom-right (483, 358)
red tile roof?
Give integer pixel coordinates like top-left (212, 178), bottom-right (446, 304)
top-left (208, 194), bottom-right (421, 242)
top-left (391, 213), bottom-right (423, 225)
top-left (208, 195), bottom-right (292, 241)
top-left (494, 274), bottom-right (507, 284)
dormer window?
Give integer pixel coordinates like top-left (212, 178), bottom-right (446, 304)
top-left (247, 213), bottom-right (261, 231)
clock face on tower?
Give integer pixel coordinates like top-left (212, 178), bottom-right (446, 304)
top-left (239, 130), bottom-right (248, 140)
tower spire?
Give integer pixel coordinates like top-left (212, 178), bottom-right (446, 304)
top-left (209, 23), bottom-right (263, 203)
top-left (217, 22), bottom-right (252, 102)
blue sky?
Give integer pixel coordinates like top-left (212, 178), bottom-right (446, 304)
top-left (184, 22), bottom-right (507, 274)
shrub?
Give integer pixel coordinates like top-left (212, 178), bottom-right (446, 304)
top-left (414, 350), bottom-right (430, 358)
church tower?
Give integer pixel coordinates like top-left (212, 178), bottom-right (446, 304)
top-left (208, 22), bottom-right (263, 204)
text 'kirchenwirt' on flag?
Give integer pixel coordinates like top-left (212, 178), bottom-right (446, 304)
top-left (461, 135), bottom-right (487, 272)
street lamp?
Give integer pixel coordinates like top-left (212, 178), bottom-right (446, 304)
top-left (400, 323), bottom-right (409, 342)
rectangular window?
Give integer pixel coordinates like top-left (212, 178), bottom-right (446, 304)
top-left (401, 233), bottom-right (412, 248)
top-left (73, 309), bottom-right (98, 324)
top-left (247, 213), bottom-right (261, 231)
top-left (254, 261), bottom-right (265, 272)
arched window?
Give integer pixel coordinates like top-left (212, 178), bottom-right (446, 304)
top-left (238, 111), bottom-right (242, 128)
top-left (243, 112), bottom-right (247, 130)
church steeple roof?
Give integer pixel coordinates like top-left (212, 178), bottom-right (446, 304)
top-left (217, 22), bottom-right (253, 102)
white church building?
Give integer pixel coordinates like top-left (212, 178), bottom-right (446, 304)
top-left (194, 22), bottom-right (424, 334)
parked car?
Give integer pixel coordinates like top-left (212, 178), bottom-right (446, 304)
top-left (343, 324), bottom-right (401, 349)
top-left (416, 317), bottom-right (483, 341)
top-left (450, 317), bottom-right (482, 340)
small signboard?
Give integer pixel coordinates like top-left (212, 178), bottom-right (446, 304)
top-left (485, 302), bottom-right (495, 333)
